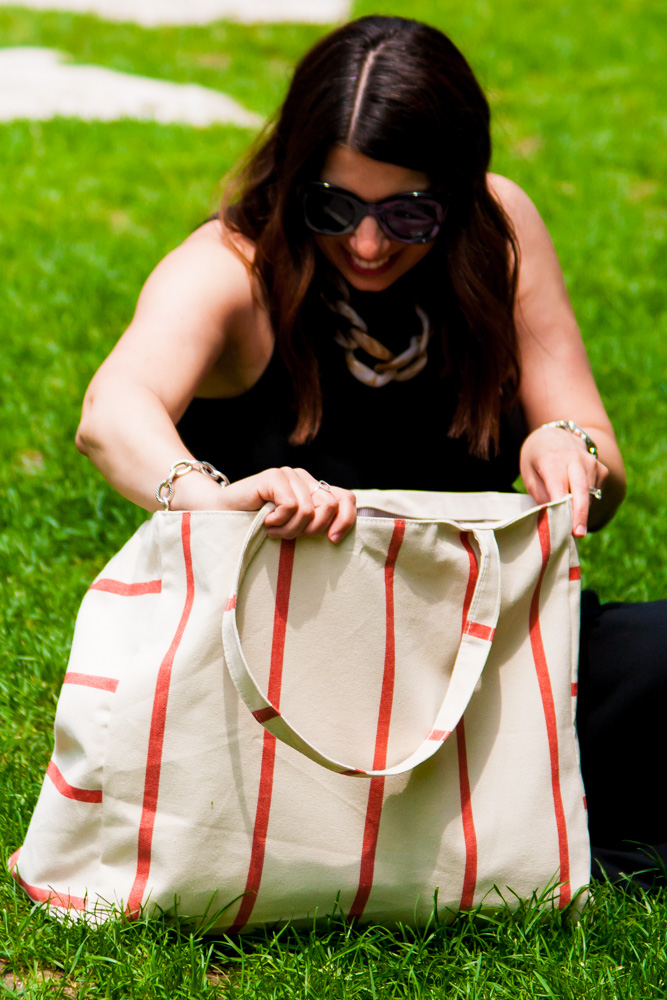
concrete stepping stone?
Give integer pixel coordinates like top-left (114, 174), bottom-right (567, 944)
top-left (0, 0), bottom-right (350, 24)
top-left (0, 46), bottom-right (262, 125)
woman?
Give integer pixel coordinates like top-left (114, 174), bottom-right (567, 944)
top-left (76, 16), bottom-right (664, 885)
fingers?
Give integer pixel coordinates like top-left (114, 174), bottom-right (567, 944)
top-left (539, 457), bottom-right (607, 537)
top-left (567, 462), bottom-right (593, 538)
top-left (521, 430), bottom-right (608, 537)
top-left (295, 472), bottom-right (340, 538)
top-left (260, 468), bottom-right (356, 542)
top-left (262, 468), bottom-right (316, 537)
top-left (296, 476), bottom-right (357, 542)
top-left (325, 486), bottom-right (357, 543)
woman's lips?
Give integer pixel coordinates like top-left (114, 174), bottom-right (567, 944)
top-left (342, 248), bottom-right (397, 276)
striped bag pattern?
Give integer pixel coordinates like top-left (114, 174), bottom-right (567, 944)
top-left (10, 490), bottom-right (589, 929)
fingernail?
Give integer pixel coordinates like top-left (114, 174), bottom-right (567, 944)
top-left (329, 532), bottom-right (341, 543)
top-left (575, 524), bottom-right (587, 538)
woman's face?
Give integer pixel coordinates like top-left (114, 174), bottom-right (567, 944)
top-left (313, 145), bottom-right (436, 292)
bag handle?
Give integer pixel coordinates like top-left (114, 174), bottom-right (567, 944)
top-left (221, 505), bottom-right (501, 777)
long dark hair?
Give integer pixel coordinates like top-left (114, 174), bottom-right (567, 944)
top-left (222, 15), bottom-right (520, 457)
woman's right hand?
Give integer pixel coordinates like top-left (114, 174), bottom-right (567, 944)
top-left (218, 467), bottom-right (357, 543)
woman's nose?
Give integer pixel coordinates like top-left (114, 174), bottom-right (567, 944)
top-left (347, 215), bottom-right (391, 258)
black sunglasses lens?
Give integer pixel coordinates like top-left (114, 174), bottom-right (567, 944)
top-left (381, 201), bottom-right (442, 241)
top-left (304, 189), bottom-right (357, 234)
top-left (304, 185), bottom-right (444, 242)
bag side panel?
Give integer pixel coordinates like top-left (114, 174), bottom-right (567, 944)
top-left (100, 512), bottom-right (262, 919)
top-left (461, 502), bottom-right (588, 906)
top-left (15, 518), bottom-right (162, 912)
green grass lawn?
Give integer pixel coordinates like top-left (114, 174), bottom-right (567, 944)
top-left (1, 0), bottom-right (666, 995)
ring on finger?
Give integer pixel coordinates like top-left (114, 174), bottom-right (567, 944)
top-left (589, 487), bottom-right (602, 500)
top-left (312, 480), bottom-right (332, 494)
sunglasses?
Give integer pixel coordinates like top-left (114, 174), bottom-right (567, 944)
top-left (302, 181), bottom-right (446, 244)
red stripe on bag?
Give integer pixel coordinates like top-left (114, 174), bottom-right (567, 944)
top-left (47, 760), bottom-right (102, 803)
top-left (571, 683), bottom-right (578, 697)
top-left (569, 566), bottom-right (581, 581)
top-left (455, 533), bottom-right (481, 907)
top-left (89, 578), bottom-right (161, 596)
top-left (63, 672), bottom-right (119, 692)
top-left (266, 539), bottom-right (295, 708)
top-left (460, 532), bottom-right (493, 641)
top-left (428, 729), bottom-right (451, 742)
top-left (460, 531), bottom-right (478, 623)
top-left (371, 521), bottom-right (405, 761)
top-left (464, 621), bottom-right (495, 642)
top-left (9, 850), bottom-right (88, 911)
top-left (349, 776), bottom-right (386, 920)
top-left (456, 719), bottom-right (478, 909)
top-left (225, 595), bottom-right (237, 611)
top-left (530, 509), bottom-right (571, 907)
top-left (126, 514), bottom-right (196, 917)
top-left (348, 519), bottom-right (406, 921)
top-left (229, 539), bottom-right (296, 933)
top-left (253, 707), bottom-right (280, 723)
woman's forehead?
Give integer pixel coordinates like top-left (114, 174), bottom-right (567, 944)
top-left (319, 144), bottom-right (431, 199)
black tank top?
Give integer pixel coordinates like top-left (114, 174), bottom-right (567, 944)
top-left (177, 280), bottom-right (525, 492)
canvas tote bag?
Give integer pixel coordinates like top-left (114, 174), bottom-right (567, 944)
top-left (10, 490), bottom-right (590, 929)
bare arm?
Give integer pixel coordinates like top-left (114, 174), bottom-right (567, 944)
top-left (489, 175), bottom-right (626, 535)
top-left (76, 222), bottom-right (356, 540)
top-left (77, 223), bottom-right (250, 509)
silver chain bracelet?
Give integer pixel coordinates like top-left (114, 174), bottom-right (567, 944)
top-left (156, 460), bottom-right (230, 511)
top-left (540, 420), bottom-right (598, 459)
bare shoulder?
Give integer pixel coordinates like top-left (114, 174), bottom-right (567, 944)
top-left (183, 217), bottom-right (256, 269)
top-left (486, 173), bottom-right (554, 253)
top-left (136, 218), bottom-right (256, 320)
top-left (90, 219), bottom-right (265, 415)
top-left (487, 173), bottom-right (540, 222)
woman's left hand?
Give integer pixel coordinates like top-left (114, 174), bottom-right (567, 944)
top-left (520, 425), bottom-right (608, 537)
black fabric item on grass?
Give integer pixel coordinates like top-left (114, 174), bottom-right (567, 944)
top-left (578, 590), bottom-right (667, 890)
